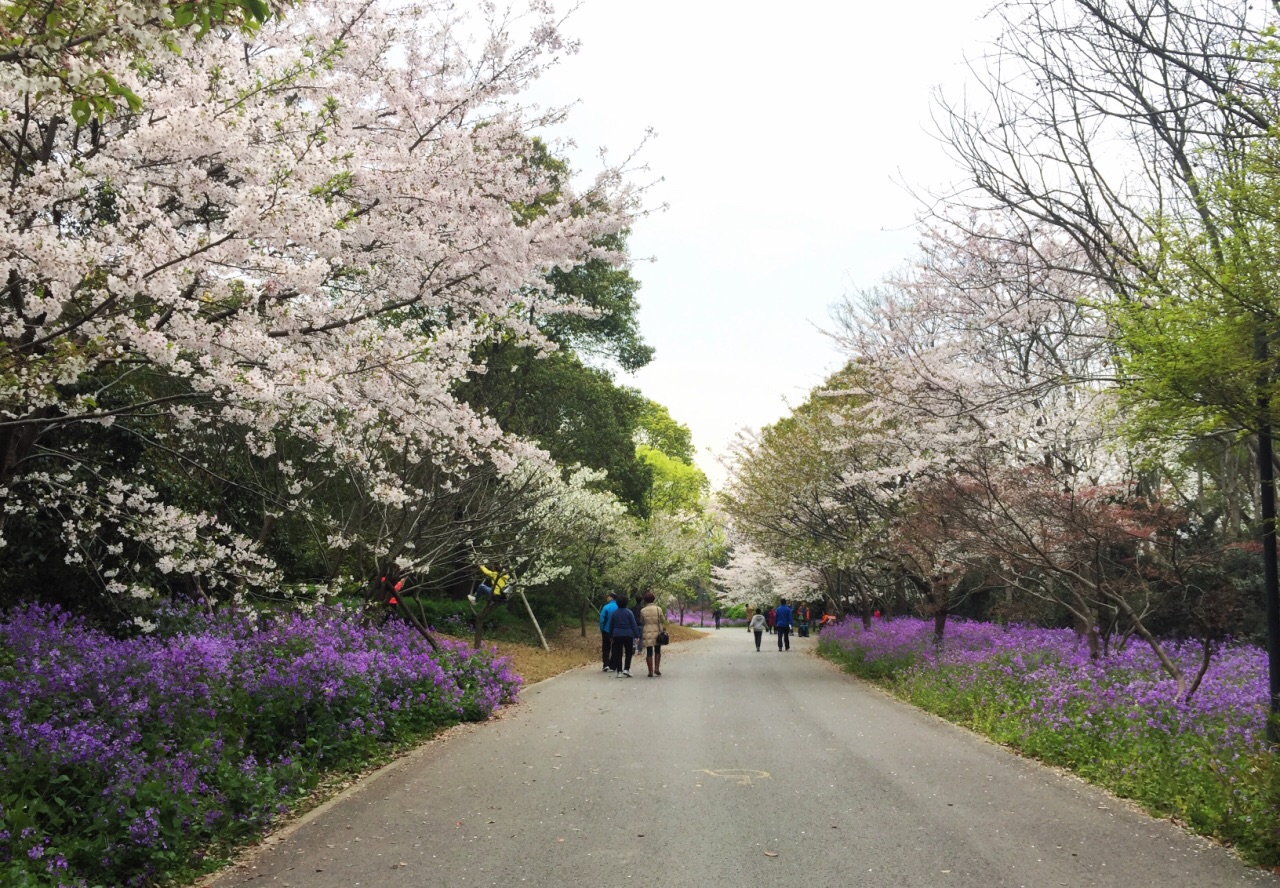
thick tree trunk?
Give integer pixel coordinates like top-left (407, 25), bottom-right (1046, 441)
top-left (1069, 590), bottom-right (1100, 661)
top-left (932, 607), bottom-right (947, 642)
top-left (931, 580), bottom-right (948, 643)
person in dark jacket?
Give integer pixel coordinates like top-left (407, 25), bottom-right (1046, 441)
top-left (774, 599), bottom-right (794, 651)
top-left (610, 593), bottom-right (640, 677)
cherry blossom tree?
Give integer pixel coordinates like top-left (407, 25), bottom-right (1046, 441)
top-left (0, 0), bottom-right (638, 606)
top-left (816, 220), bottom-right (1141, 636)
top-left (712, 538), bottom-right (815, 611)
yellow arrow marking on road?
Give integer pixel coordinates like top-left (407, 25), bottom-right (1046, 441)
top-left (699, 769), bottom-right (770, 786)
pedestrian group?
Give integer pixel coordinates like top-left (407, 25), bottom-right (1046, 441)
top-left (599, 589), bottom-right (669, 677)
top-left (600, 592), bottom-right (813, 675)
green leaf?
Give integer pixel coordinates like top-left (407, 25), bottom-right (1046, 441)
top-left (243, 0), bottom-right (271, 23)
top-left (70, 99), bottom-right (93, 126)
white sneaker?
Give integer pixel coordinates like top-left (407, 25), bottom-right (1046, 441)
top-left (622, 670), bottom-right (631, 677)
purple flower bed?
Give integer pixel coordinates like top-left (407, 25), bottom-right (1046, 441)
top-left (666, 609), bottom-right (743, 627)
top-left (818, 617), bottom-right (1280, 863)
top-left (0, 603), bottom-right (521, 887)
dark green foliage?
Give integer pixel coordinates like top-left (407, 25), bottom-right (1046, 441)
top-left (458, 346), bottom-right (653, 515)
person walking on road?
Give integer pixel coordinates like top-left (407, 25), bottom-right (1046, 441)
top-left (599, 592), bottom-right (618, 672)
top-left (639, 591), bottom-right (668, 677)
top-left (765, 607), bottom-right (775, 635)
top-left (749, 609), bottom-right (766, 651)
top-left (713, 608), bottom-right (721, 630)
top-left (774, 599), bottom-right (793, 651)
top-left (610, 593), bottom-right (640, 677)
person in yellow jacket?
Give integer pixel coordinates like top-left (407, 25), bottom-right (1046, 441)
top-left (473, 565), bottom-right (509, 603)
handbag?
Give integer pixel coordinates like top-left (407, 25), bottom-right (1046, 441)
top-left (656, 628), bottom-right (670, 646)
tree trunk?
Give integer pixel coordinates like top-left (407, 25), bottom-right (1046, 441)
top-left (931, 580), bottom-right (948, 643)
top-left (1109, 592), bottom-right (1185, 698)
top-left (472, 599), bottom-right (497, 648)
top-left (1185, 637), bottom-right (1214, 701)
top-left (932, 607), bottom-right (947, 642)
top-left (1069, 590), bottom-right (1100, 661)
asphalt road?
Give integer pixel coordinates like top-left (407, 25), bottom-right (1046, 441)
top-left (205, 627), bottom-right (1278, 888)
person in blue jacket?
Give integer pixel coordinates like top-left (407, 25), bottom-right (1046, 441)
top-left (774, 599), bottom-right (794, 651)
top-left (599, 592), bottom-right (618, 672)
top-left (609, 593), bottom-right (640, 677)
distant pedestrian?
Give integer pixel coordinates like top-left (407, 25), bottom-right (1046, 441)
top-left (713, 608), bottom-right (722, 630)
top-left (765, 607), bottom-right (775, 635)
top-left (639, 591), bottom-right (668, 677)
top-left (774, 599), bottom-right (793, 651)
top-left (749, 610), bottom-right (766, 651)
top-left (599, 592), bottom-right (618, 672)
top-left (610, 593), bottom-right (640, 677)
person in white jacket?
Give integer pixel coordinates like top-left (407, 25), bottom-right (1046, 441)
top-left (749, 611), bottom-right (766, 651)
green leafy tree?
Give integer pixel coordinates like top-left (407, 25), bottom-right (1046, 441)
top-left (637, 444), bottom-right (708, 515)
top-left (634, 400), bottom-right (696, 463)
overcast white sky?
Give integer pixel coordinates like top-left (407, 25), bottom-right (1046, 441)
top-left (530, 1), bottom-right (998, 485)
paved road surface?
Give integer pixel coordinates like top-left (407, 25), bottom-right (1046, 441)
top-left (206, 627), bottom-right (1278, 888)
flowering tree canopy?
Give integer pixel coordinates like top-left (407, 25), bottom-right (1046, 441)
top-left (0, 0), bottom-right (639, 604)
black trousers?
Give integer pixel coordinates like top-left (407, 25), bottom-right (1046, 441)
top-left (601, 630), bottom-right (612, 669)
top-left (777, 626), bottom-right (791, 650)
top-left (611, 636), bottom-right (635, 672)
top-left (753, 629), bottom-right (763, 650)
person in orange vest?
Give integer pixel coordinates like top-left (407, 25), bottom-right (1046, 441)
top-left (379, 574), bottom-right (405, 604)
